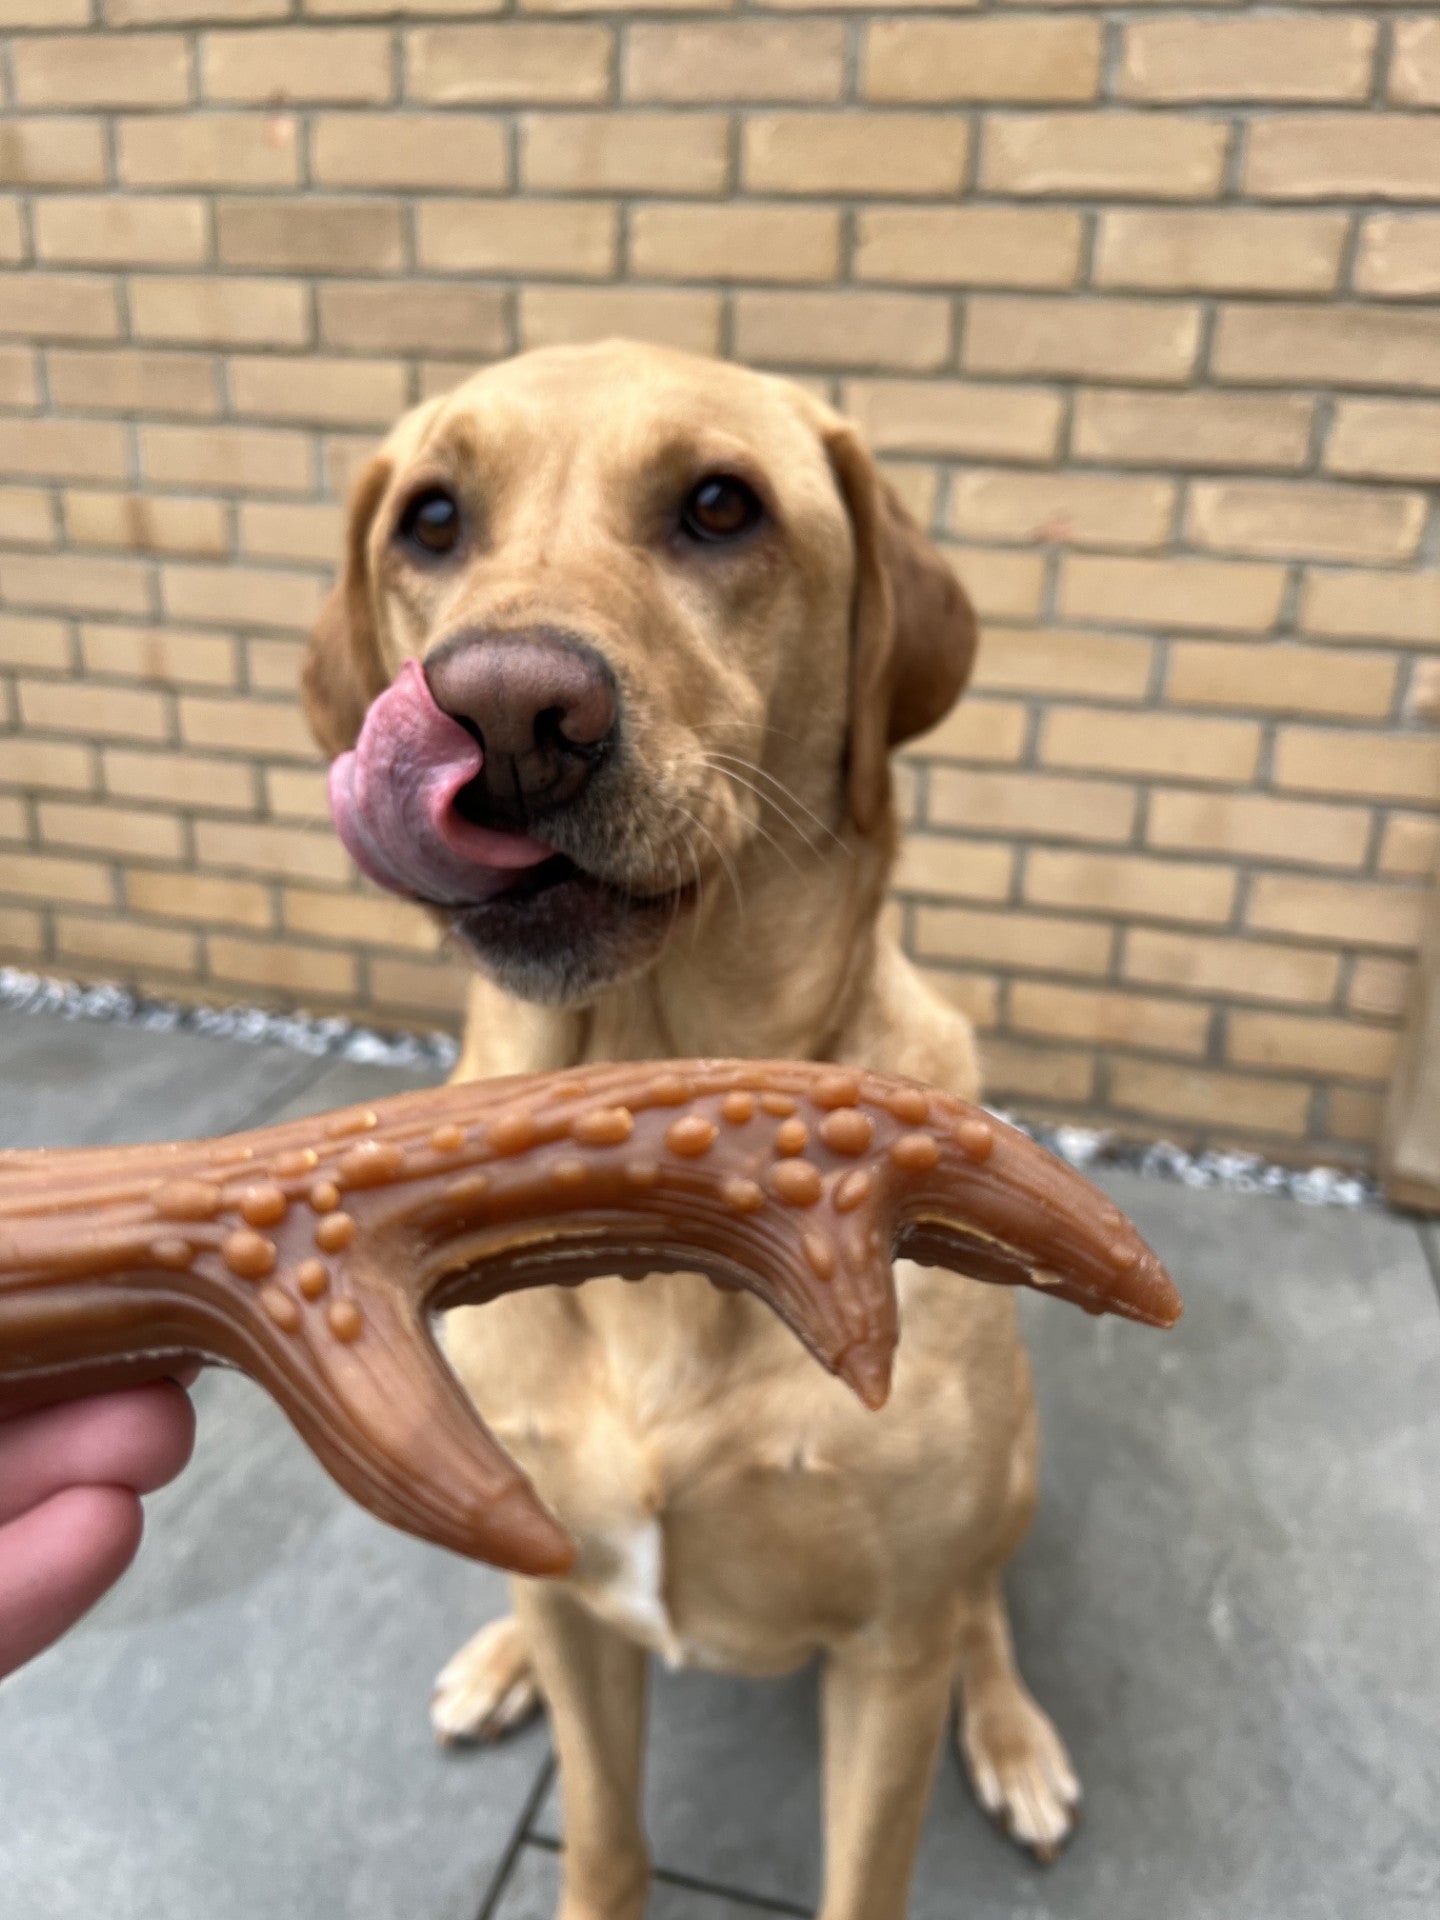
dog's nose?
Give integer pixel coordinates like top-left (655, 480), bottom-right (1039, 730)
top-left (424, 630), bottom-right (618, 818)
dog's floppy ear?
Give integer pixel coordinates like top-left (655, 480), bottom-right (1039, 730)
top-left (302, 454), bottom-right (393, 758)
top-left (824, 425), bottom-right (979, 835)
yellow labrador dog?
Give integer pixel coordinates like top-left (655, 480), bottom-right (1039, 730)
top-left (303, 341), bottom-right (1078, 1920)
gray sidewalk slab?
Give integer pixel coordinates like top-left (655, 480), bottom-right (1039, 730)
top-left (532, 1173), bottom-right (1440, 1920)
top-left (493, 1843), bottom-right (798, 1919)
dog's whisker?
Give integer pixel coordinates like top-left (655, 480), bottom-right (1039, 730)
top-left (691, 765), bottom-right (807, 880)
top-left (704, 751), bottom-right (852, 859)
top-left (670, 801), bottom-right (747, 923)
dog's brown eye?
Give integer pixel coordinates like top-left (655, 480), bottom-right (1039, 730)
top-left (399, 488), bottom-right (461, 557)
top-left (681, 476), bottom-right (762, 544)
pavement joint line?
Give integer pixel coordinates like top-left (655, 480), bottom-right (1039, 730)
top-left (473, 1752), bottom-right (558, 1920)
top-left (524, 1833), bottom-right (810, 1917)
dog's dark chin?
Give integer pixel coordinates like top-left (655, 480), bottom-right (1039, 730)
top-left (445, 855), bottom-right (695, 1006)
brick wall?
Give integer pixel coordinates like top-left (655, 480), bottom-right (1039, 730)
top-left (1, 3), bottom-right (1437, 1162)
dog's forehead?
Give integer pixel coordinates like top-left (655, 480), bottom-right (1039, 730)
top-left (388, 343), bottom-right (834, 497)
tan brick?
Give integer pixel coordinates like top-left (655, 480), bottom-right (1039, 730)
top-left (1059, 553), bottom-right (1286, 635)
top-left (410, 23), bottom-right (610, 103)
top-left (208, 933), bottom-right (357, 1000)
top-left (983, 112), bottom-right (1227, 200)
top-left (231, 357), bottom-right (408, 428)
top-left (32, 196), bottom-right (209, 268)
top-left (39, 798), bottom-right (184, 862)
top-left (891, 834), bottom-right (1014, 903)
top-left (0, 273), bottom-right (121, 342)
top-left (1247, 116), bottom-right (1440, 203)
top-left (0, 488), bottom-right (57, 547)
top-left (1167, 640), bottom-right (1397, 723)
top-left (107, 0), bottom-right (289, 20)
top-left (322, 434), bottom-right (380, 499)
top-left (525, 113), bottom-right (729, 194)
top-left (1325, 399), bottom-right (1440, 484)
top-left (1217, 304), bottom-right (1440, 393)
top-left (907, 694), bottom-right (1029, 761)
top-left (203, 28), bottom-right (393, 105)
top-left (1095, 209), bottom-right (1344, 297)
top-left (65, 492), bottom-right (229, 558)
top-left (1349, 955), bottom-right (1412, 1017)
top-left (313, 283), bottom-right (507, 358)
top-left (980, 1037), bottom-right (1096, 1105)
top-left (128, 866), bottom-right (270, 928)
top-left (55, 913), bottom-right (198, 977)
top-left (947, 471), bottom-right (1174, 551)
top-left (0, 737), bottom-right (97, 794)
top-left (239, 500), bottom-right (342, 566)
top-left (630, 203), bottom-right (838, 283)
top-left (418, 201), bottom-right (616, 278)
top-left (864, 18), bottom-right (1100, 102)
top-left (841, 379), bottom-right (1060, 462)
top-left (1228, 1010), bottom-right (1395, 1083)
top-left (304, 0), bottom-right (499, 11)
top-left (369, 954), bottom-right (466, 1018)
top-left (0, 199), bottom-right (25, 266)
top-left (81, 622), bottom-right (236, 685)
top-left (164, 563), bottom-right (325, 633)
top-left (194, 817), bottom-right (348, 885)
top-left (966, 296), bottom-right (1199, 384)
top-left (1042, 704), bottom-right (1261, 783)
top-left (1273, 727), bottom-right (1440, 805)
top-left (0, 906), bottom-right (44, 955)
top-left (244, 637), bottom-right (303, 695)
top-left (311, 113), bottom-right (508, 191)
top-left (1146, 788), bottom-right (1370, 870)
top-left (519, 286), bottom-right (720, 355)
top-left (0, 346), bottom-right (40, 409)
top-left (628, 21), bottom-right (843, 101)
top-left (0, 116), bottom-right (107, 188)
top-left (927, 765), bottom-right (1138, 845)
top-left (736, 290), bottom-right (950, 371)
top-left (1301, 570), bottom-right (1440, 647)
top-left (141, 423), bottom-right (313, 495)
top-left (1391, 19), bottom-right (1440, 104)
top-left (105, 746), bottom-right (256, 811)
top-left (179, 693), bottom-right (319, 758)
top-left (1120, 16), bottom-right (1376, 103)
top-left (1188, 480), bottom-right (1426, 566)
top-left (1327, 1086), bottom-right (1384, 1145)
top-left (48, 348), bottom-right (219, 417)
top-left (744, 113), bottom-right (969, 196)
top-left (854, 205), bottom-right (1082, 290)
top-left (915, 901), bottom-right (1113, 978)
top-left (913, 966), bottom-right (1000, 1031)
top-left (972, 626), bottom-right (1154, 703)
top-left (878, 463), bottom-right (940, 526)
top-left (0, 614), bottom-right (68, 670)
top-left (118, 112), bottom-right (300, 188)
top-left (0, 849), bottom-right (112, 907)
top-left (283, 885), bottom-right (440, 952)
top-left (11, 33), bottom-right (190, 109)
top-left (1354, 214), bottom-right (1440, 298)
top-left (0, 792), bottom-right (31, 842)
top-left (1072, 389), bottom-right (1314, 472)
top-left (129, 275), bottom-right (310, 349)
top-left (1378, 812), bottom-right (1440, 877)
top-left (216, 198), bottom-right (405, 274)
top-left (1110, 1059), bottom-right (1311, 1138)
top-left (264, 766), bottom-right (329, 819)
top-left (2, 550), bottom-right (152, 617)
top-left (19, 675), bottom-right (168, 740)
top-left (1248, 873), bottom-right (1424, 950)
top-left (1010, 980), bottom-right (1209, 1057)
top-left (1025, 847), bottom-right (1235, 926)
top-left (940, 546), bottom-right (1046, 623)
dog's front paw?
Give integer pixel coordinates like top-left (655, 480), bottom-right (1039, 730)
top-left (431, 1613), bottom-right (542, 1746)
top-left (958, 1687), bottom-right (1080, 1863)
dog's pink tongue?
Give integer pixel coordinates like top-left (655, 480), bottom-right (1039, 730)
top-left (328, 659), bottom-right (553, 905)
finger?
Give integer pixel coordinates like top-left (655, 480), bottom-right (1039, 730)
top-left (0, 1484), bottom-right (142, 1679)
top-left (0, 1383), bottom-right (196, 1528)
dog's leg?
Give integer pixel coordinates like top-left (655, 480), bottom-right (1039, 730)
top-left (953, 1580), bottom-right (1080, 1862)
top-left (816, 1640), bottom-right (956, 1920)
top-left (431, 1613), bottom-right (542, 1746)
top-left (513, 1578), bottom-right (650, 1920)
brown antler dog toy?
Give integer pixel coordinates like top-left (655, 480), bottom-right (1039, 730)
top-left (0, 1060), bottom-right (1179, 1576)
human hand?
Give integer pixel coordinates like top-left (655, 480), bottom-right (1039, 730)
top-left (0, 1381), bottom-right (197, 1679)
